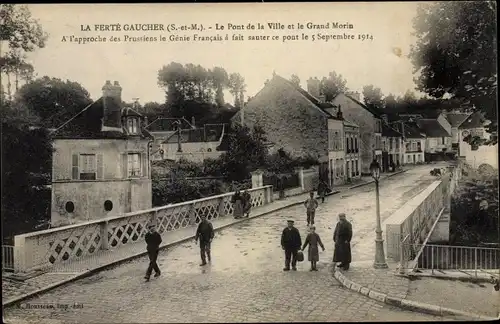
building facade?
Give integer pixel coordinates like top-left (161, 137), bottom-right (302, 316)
top-left (381, 123), bottom-right (404, 171)
top-left (51, 81), bottom-right (153, 227)
top-left (326, 92), bottom-right (383, 175)
top-left (415, 114), bottom-right (452, 157)
top-left (444, 111), bottom-right (470, 153)
top-left (343, 119), bottom-right (361, 181)
top-left (327, 118), bottom-right (345, 187)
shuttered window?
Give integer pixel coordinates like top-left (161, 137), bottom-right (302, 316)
top-left (127, 153), bottom-right (141, 177)
top-left (72, 153), bottom-right (102, 180)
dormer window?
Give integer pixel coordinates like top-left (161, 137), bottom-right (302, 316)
top-left (127, 118), bottom-right (138, 134)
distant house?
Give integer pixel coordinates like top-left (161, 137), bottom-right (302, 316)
top-left (444, 111), bottom-right (470, 152)
top-left (231, 74), bottom-right (355, 186)
top-left (324, 90), bottom-right (383, 175)
top-left (146, 118), bottom-right (226, 162)
top-left (391, 121), bottom-right (426, 164)
top-left (416, 116), bottom-right (452, 156)
top-left (343, 118), bottom-right (361, 182)
top-left (381, 123), bottom-right (404, 170)
top-left (50, 80), bottom-right (154, 227)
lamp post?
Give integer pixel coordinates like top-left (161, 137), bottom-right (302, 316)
top-left (370, 159), bottom-right (388, 269)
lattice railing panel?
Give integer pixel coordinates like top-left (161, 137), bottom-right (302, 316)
top-left (250, 191), bottom-right (265, 208)
top-left (107, 213), bottom-right (151, 248)
top-left (47, 225), bottom-right (102, 264)
top-left (193, 199), bottom-right (220, 222)
top-left (223, 196), bottom-right (235, 216)
top-left (156, 204), bottom-right (191, 233)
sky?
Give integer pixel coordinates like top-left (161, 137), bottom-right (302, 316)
top-left (24, 3), bottom-right (423, 104)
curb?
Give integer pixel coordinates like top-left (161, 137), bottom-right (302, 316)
top-left (3, 169), bottom-right (407, 308)
top-left (333, 269), bottom-right (498, 320)
top-left (399, 272), bottom-right (497, 284)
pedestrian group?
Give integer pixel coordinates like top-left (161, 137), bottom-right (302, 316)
top-left (143, 185), bottom-right (353, 280)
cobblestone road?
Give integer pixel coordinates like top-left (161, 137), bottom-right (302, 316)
top-left (4, 166), bottom-right (447, 323)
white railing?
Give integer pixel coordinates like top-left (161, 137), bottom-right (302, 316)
top-left (13, 186), bottom-right (273, 273)
top-left (400, 242), bottom-right (500, 277)
top-left (2, 245), bottom-right (15, 271)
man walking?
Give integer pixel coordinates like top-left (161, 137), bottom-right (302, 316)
top-left (281, 220), bottom-right (302, 271)
top-left (304, 191), bottom-right (319, 226)
top-left (144, 224), bottom-right (162, 281)
top-left (317, 180), bottom-right (328, 203)
top-left (195, 214), bottom-right (214, 266)
top-left (333, 213), bottom-right (353, 270)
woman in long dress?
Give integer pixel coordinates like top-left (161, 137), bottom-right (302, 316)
top-left (301, 226), bottom-right (325, 271)
top-left (232, 190), bottom-right (244, 219)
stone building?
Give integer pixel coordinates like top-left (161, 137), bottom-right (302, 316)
top-left (50, 81), bottom-right (154, 227)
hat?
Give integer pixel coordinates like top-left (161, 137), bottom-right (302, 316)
top-left (287, 219), bottom-right (294, 223)
top-left (338, 213), bottom-right (346, 219)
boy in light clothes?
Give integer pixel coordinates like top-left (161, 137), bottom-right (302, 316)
top-left (304, 191), bottom-right (319, 226)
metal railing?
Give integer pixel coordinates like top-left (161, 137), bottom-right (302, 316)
top-left (400, 242), bottom-right (500, 277)
top-left (2, 245), bottom-right (15, 271)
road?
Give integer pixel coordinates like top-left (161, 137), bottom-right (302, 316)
top-left (4, 166), bottom-right (449, 323)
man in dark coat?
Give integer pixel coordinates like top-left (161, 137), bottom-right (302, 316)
top-left (281, 220), bottom-right (302, 271)
top-left (317, 180), bottom-right (328, 203)
top-left (195, 214), bottom-right (214, 266)
top-left (144, 224), bottom-right (162, 281)
top-left (333, 213), bottom-right (353, 270)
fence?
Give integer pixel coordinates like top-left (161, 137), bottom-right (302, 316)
top-left (13, 186), bottom-right (273, 273)
top-left (2, 245), bottom-right (15, 271)
top-left (263, 173), bottom-right (300, 191)
top-left (400, 241), bottom-right (500, 277)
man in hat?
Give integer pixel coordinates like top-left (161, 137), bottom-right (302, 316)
top-left (144, 224), bottom-right (162, 281)
top-left (332, 213), bottom-right (353, 270)
top-left (195, 214), bottom-right (214, 266)
top-left (281, 219), bottom-right (302, 271)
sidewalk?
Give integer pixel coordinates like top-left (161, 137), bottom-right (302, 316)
top-left (2, 169), bottom-right (404, 307)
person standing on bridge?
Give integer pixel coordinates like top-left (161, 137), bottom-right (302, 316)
top-left (333, 213), bottom-right (352, 271)
top-left (232, 189), bottom-right (244, 219)
top-left (195, 214), bottom-right (214, 266)
top-left (304, 191), bottom-right (319, 226)
top-left (242, 190), bottom-right (251, 218)
top-left (144, 224), bottom-right (162, 281)
top-left (281, 220), bottom-right (302, 271)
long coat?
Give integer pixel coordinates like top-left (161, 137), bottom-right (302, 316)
top-left (302, 233), bottom-right (325, 262)
top-left (281, 227), bottom-right (302, 250)
top-left (332, 220), bottom-right (353, 263)
top-left (232, 193), bottom-right (244, 217)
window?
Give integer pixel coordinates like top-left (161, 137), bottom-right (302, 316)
top-left (79, 154), bottom-right (97, 180)
top-left (350, 138), bottom-right (354, 153)
top-left (346, 137), bottom-right (349, 152)
top-left (389, 139), bottom-right (393, 150)
top-left (340, 159), bottom-right (344, 176)
top-left (396, 139), bottom-right (400, 149)
top-left (442, 137), bottom-right (445, 145)
top-left (406, 142), bottom-right (411, 151)
top-left (336, 159), bottom-right (340, 177)
top-left (334, 131), bottom-right (339, 150)
top-left (355, 137), bottom-right (358, 152)
top-left (417, 154), bottom-right (422, 162)
top-left (127, 118), bottom-right (138, 134)
top-left (351, 160), bottom-right (355, 177)
top-left (355, 160), bottom-right (359, 175)
top-left (411, 142), bottom-right (417, 151)
top-left (417, 142), bottom-right (422, 151)
top-left (128, 153), bottom-right (141, 177)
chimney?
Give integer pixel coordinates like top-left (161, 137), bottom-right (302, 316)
top-left (307, 77), bottom-right (320, 99)
top-left (102, 80), bottom-right (123, 130)
top-left (336, 105), bottom-right (343, 120)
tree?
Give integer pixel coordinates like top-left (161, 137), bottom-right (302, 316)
top-left (362, 85), bottom-right (385, 110)
top-left (219, 125), bottom-right (268, 181)
top-left (410, 1), bottom-right (497, 134)
top-left (289, 74), bottom-right (301, 87)
top-left (14, 76), bottom-right (93, 128)
top-left (319, 71), bottom-right (348, 101)
top-left (228, 73), bottom-right (246, 109)
top-left (0, 5), bottom-right (47, 100)
top-left (211, 66), bottom-right (229, 107)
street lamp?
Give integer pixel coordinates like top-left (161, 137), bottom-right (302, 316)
top-left (370, 159), bottom-right (388, 269)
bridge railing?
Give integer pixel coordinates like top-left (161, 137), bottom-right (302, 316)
top-left (399, 241), bottom-right (500, 277)
top-left (2, 245), bottom-right (15, 272)
top-left (13, 186), bottom-right (273, 273)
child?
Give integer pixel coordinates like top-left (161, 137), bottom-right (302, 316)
top-left (301, 226), bottom-right (325, 271)
top-left (304, 191), bottom-right (319, 226)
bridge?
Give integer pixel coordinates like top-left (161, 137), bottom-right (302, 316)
top-left (3, 163), bottom-right (498, 322)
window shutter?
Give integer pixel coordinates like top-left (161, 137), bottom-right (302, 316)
top-left (72, 154), bottom-right (79, 180)
top-left (96, 154), bottom-right (103, 179)
top-left (122, 153), bottom-right (128, 179)
top-left (142, 153), bottom-right (148, 178)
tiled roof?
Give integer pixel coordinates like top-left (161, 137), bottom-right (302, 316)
top-left (382, 123), bottom-right (403, 137)
top-left (459, 112), bottom-right (485, 129)
top-left (416, 119), bottom-right (451, 137)
top-left (445, 113), bottom-right (470, 127)
top-left (343, 118), bottom-right (358, 127)
top-left (336, 93), bottom-right (383, 118)
top-left (146, 118), bottom-right (193, 132)
top-left (404, 122), bottom-right (426, 138)
top-left (161, 124), bottom-right (225, 143)
top-left (53, 97), bottom-right (152, 140)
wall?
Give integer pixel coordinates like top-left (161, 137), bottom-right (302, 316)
top-left (404, 138), bottom-right (425, 164)
top-left (233, 77), bottom-right (329, 162)
top-left (451, 127), bottom-right (460, 144)
top-left (462, 143), bottom-right (498, 169)
top-left (329, 93), bottom-right (378, 174)
top-left (51, 139), bottom-right (152, 226)
top-left (303, 166), bottom-right (319, 192)
top-left (328, 119), bottom-right (347, 186)
top-left (426, 137), bottom-right (451, 153)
